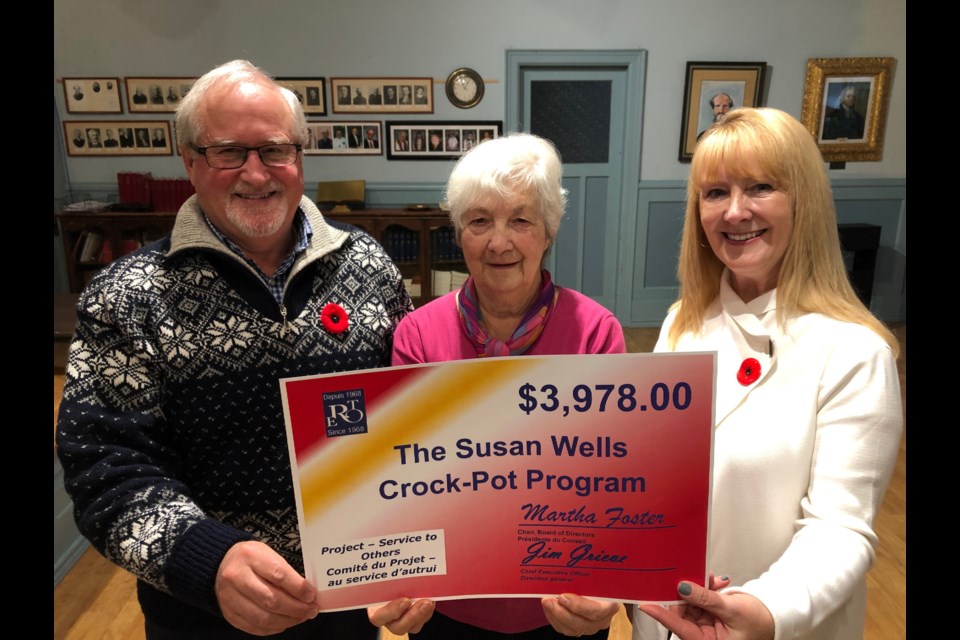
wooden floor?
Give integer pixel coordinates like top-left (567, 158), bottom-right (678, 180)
top-left (53, 324), bottom-right (906, 640)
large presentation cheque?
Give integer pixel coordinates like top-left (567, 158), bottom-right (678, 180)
top-left (280, 352), bottom-right (715, 611)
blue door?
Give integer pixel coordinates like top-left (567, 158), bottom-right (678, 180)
top-left (506, 50), bottom-right (646, 318)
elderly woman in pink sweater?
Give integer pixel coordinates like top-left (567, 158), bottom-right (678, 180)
top-left (368, 132), bottom-right (626, 639)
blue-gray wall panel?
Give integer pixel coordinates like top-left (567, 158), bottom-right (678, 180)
top-left (642, 202), bottom-right (684, 289)
top-left (554, 176), bottom-right (582, 286)
top-left (583, 176), bottom-right (609, 296)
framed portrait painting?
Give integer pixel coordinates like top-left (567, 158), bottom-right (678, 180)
top-left (277, 77), bottom-right (327, 116)
top-left (678, 61), bottom-right (767, 162)
top-left (62, 77), bottom-right (123, 114)
top-left (331, 78), bottom-right (433, 114)
top-left (385, 121), bottom-right (501, 160)
top-left (63, 120), bottom-right (173, 157)
top-left (800, 57), bottom-right (895, 162)
top-left (125, 77), bottom-right (198, 113)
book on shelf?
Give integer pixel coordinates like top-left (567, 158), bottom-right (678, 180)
top-left (149, 177), bottom-right (196, 212)
top-left (432, 270), bottom-right (452, 296)
top-left (450, 270), bottom-right (468, 289)
top-left (72, 230), bottom-right (88, 260)
top-left (117, 171), bottom-right (153, 206)
top-left (431, 269), bottom-right (469, 296)
top-left (97, 239), bottom-right (114, 264)
top-left (382, 226), bottom-right (419, 263)
top-left (121, 236), bottom-right (142, 256)
top-left (78, 230), bottom-right (104, 263)
top-left (402, 277), bottom-right (422, 299)
top-left (431, 226), bottom-right (462, 261)
top-left (118, 172), bottom-right (194, 212)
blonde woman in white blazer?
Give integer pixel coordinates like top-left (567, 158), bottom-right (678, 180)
top-left (633, 108), bottom-right (902, 640)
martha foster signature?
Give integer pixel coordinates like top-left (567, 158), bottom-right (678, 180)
top-left (518, 503), bottom-right (668, 567)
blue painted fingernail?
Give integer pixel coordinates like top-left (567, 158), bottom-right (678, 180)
top-left (720, 575), bottom-right (729, 581)
top-left (678, 582), bottom-right (692, 596)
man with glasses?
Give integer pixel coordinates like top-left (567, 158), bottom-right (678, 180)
top-left (55, 59), bottom-right (412, 640)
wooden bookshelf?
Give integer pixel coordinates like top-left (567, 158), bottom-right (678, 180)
top-left (324, 208), bottom-right (465, 306)
top-left (56, 208), bottom-right (465, 304)
top-left (56, 210), bottom-right (178, 293)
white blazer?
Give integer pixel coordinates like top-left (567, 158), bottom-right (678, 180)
top-left (633, 271), bottom-right (902, 640)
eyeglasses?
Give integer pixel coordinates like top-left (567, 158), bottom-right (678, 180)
top-left (192, 143), bottom-right (302, 169)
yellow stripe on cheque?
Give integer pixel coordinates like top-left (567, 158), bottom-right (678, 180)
top-left (299, 357), bottom-right (537, 518)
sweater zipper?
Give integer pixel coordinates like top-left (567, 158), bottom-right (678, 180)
top-left (279, 303), bottom-right (288, 338)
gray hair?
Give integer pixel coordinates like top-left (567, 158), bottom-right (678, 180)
top-left (174, 59), bottom-right (308, 150)
top-left (444, 132), bottom-right (566, 242)
top-left (835, 85), bottom-right (857, 108)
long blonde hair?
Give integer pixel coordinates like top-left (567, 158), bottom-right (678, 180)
top-left (668, 108), bottom-right (898, 356)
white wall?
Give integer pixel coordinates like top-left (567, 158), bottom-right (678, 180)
top-left (54, 0), bottom-right (906, 187)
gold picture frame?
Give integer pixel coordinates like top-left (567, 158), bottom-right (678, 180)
top-left (800, 57), bottom-right (896, 162)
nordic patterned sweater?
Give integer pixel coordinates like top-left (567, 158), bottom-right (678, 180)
top-left (55, 195), bottom-right (413, 625)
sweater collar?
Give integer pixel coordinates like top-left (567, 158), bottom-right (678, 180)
top-left (168, 194), bottom-right (350, 268)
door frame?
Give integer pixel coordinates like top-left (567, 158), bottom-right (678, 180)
top-left (505, 49), bottom-right (647, 321)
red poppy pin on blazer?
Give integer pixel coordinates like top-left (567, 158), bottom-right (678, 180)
top-left (737, 358), bottom-right (761, 386)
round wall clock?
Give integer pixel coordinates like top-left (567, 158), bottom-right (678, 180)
top-left (446, 67), bottom-right (484, 109)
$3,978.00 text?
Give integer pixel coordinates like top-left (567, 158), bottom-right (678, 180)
top-left (517, 382), bottom-right (692, 417)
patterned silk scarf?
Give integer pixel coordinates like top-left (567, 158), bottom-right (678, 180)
top-left (456, 269), bottom-right (559, 357)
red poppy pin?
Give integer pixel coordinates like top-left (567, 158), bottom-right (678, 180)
top-left (737, 358), bottom-right (761, 386)
top-left (320, 303), bottom-right (349, 334)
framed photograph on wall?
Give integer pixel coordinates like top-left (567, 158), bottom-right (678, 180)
top-left (125, 77), bottom-right (198, 113)
top-left (386, 121), bottom-right (501, 160)
top-left (62, 77), bottom-right (123, 114)
top-left (172, 122), bottom-right (182, 155)
top-left (63, 120), bottom-right (173, 156)
top-left (276, 77), bottom-right (327, 116)
top-left (331, 78), bottom-right (433, 114)
top-left (678, 61), bottom-right (767, 162)
top-left (303, 121), bottom-right (383, 156)
top-left (800, 57), bottom-right (895, 163)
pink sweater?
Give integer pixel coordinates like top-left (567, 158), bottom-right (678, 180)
top-left (393, 288), bottom-right (625, 365)
top-left (391, 287), bottom-right (626, 632)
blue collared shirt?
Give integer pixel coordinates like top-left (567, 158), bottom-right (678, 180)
top-left (202, 209), bottom-right (313, 305)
